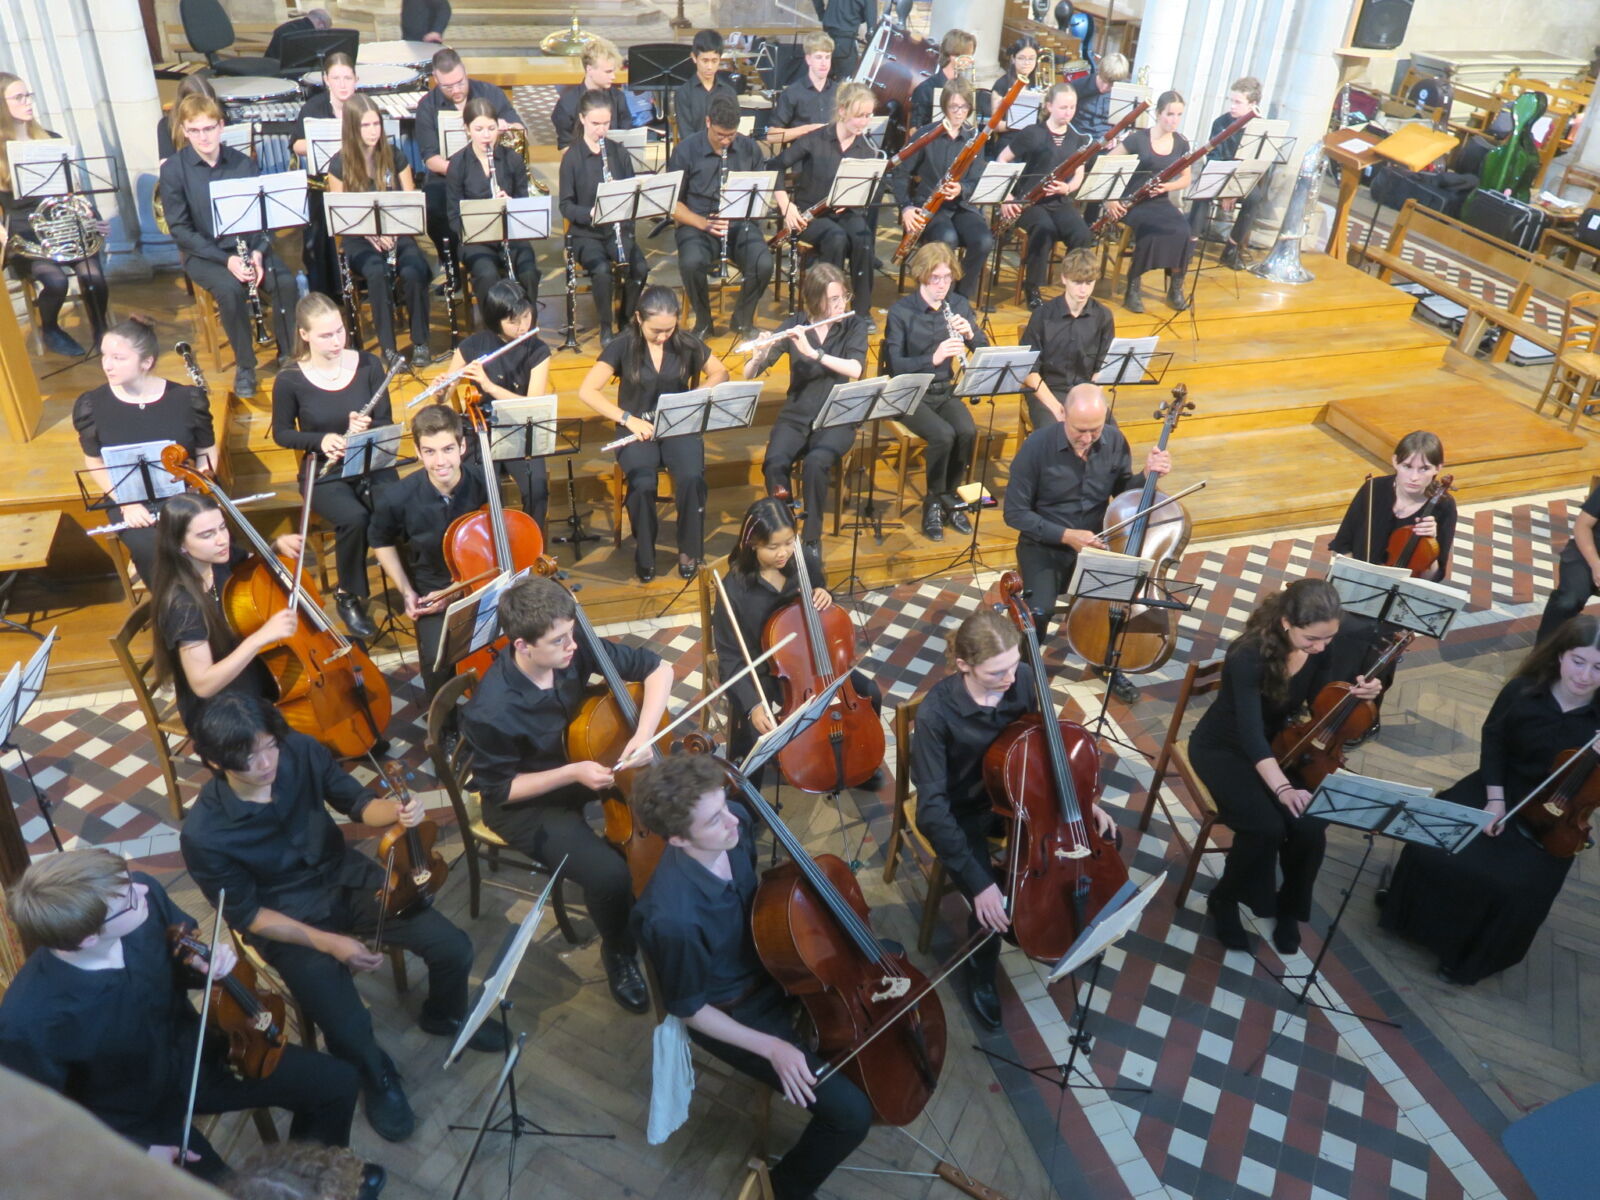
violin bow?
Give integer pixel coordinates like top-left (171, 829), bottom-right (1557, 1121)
top-left (711, 568), bottom-right (780, 729)
top-left (1362, 473), bottom-right (1376, 562)
top-left (367, 752), bottom-right (402, 953)
top-left (178, 889), bottom-right (227, 1168)
top-left (286, 456), bottom-right (319, 618)
top-left (1498, 731), bottom-right (1600, 826)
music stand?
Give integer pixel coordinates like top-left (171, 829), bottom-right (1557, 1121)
top-left (324, 192), bottom-right (428, 301)
top-left (1325, 555), bottom-right (1468, 642)
top-left (459, 195), bottom-right (553, 282)
top-left (433, 567), bottom-right (529, 676)
top-left (329, 423), bottom-right (408, 482)
top-left (949, 347), bottom-right (1038, 573)
top-left (837, 373), bottom-right (934, 596)
top-left (275, 28), bottom-right (360, 77)
top-left (0, 631), bottom-right (63, 851)
top-left (594, 168), bottom-right (683, 233)
top-left (76, 440), bottom-right (186, 515)
top-left (651, 380), bottom-right (763, 442)
top-left (1150, 158), bottom-right (1274, 341)
top-left (717, 170), bottom-right (778, 225)
top-left (813, 376), bottom-right (889, 595)
top-left (10, 139), bottom-right (117, 330)
top-left (488, 403), bottom-right (595, 562)
top-left (630, 43), bottom-right (693, 154)
top-left (969, 161), bottom-right (1023, 209)
top-left (1092, 337), bottom-right (1171, 415)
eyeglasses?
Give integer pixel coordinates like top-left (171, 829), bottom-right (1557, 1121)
top-left (103, 887), bottom-right (140, 923)
top-left (184, 122), bottom-right (223, 136)
top-left (7, 91), bottom-right (36, 103)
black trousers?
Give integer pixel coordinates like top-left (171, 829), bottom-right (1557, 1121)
top-left (1189, 188), bottom-right (1268, 253)
top-left (459, 239), bottom-right (541, 322)
top-left (898, 388), bottom-right (973, 500)
top-left (949, 819), bottom-right (1004, 984)
top-left (691, 982), bottom-right (872, 1200)
top-left (571, 230), bottom-right (647, 335)
top-left (920, 207), bottom-right (993, 301)
top-left (826, 33), bottom-right (862, 84)
top-left (1537, 552), bottom-right (1596, 643)
top-left (186, 1043), bottom-right (360, 1179)
top-left (415, 610), bottom-right (450, 700)
top-left (307, 470), bottom-right (398, 598)
top-left (484, 787), bottom-right (635, 952)
top-left (1015, 535), bottom-right (1078, 639)
top-left (676, 223), bottom-right (772, 329)
top-left (1019, 202), bottom-right (1094, 288)
top-left (250, 882), bottom-right (476, 1083)
top-left (465, 440), bottom-right (550, 530)
top-left (302, 190), bottom-right (339, 298)
top-left (763, 416), bottom-right (858, 541)
top-left (185, 251), bottom-right (296, 368)
top-left (115, 521), bottom-right (160, 587)
top-left (422, 176), bottom-right (453, 264)
top-left (346, 237), bottom-right (432, 355)
top-left (798, 213), bottom-right (873, 318)
top-left (616, 432), bottom-right (707, 571)
top-left (13, 253), bottom-right (109, 335)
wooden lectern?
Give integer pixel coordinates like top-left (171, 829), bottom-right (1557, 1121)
top-left (1322, 128), bottom-right (1384, 263)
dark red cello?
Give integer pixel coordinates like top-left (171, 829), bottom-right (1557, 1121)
top-left (984, 571), bottom-right (1128, 962)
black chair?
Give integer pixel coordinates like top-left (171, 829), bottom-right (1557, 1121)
top-left (179, 0), bottom-right (281, 77)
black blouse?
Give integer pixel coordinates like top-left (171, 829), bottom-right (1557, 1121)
top-left (1329, 474), bottom-right (1459, 578)
top-left (766, 312), bottom-right (868, 422)
top-left (1476, 676), bottom-right (1600, 802)
top-left (157, 547), bottom-right (275, 732)
top-left (1190, 639), bottom-right (1334, 765)
top-left (1121, 127), bottom-right (1191, 201)
top-left (271, 351), bottom-right (392, 463)
top-left (444, 143), bottom-right (531, 237)
top-left (72, 381), bottom-right (213, 458)
top-left (712, 547), bottom-right (828, 716)
top-left (597, 332), bottom-right (704, 418)
top-left (458, 329), bottom-right (552, 402)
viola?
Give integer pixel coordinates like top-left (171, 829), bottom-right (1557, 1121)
top-left (1065, 385), bottom-right (1195, 676)
top-left (168, 926), bottom-right (287, 1080)
top-left (763, 544), bottom-right (885, 795)
top-left (1272, 631), bottom-right (1414, 790)
top-left (371, 761), bottom-right (448, 920)
top-left (1384, 473), bottom-right (1454, 578)
top-left (1508, 739), bottom-right (1600, 858)
top-left (984, 571), bottom-right (1127, 962)
top-left (162, 447), bottom-right (391, 759)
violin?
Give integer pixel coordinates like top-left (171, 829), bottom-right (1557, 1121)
top-left (371, 761), bottom-right (448, 921)
top-left (1384, 473), bottom-right (1454, 578)
top-left (1506, 737), bottom-right (1600, 858)
top-left (984, 571), bottom-right (1127, 962)
top-left (1065, 386), bottom-right (1195, 676)
top-left (762, 543), bottom-right (885, 795)
top-left (1272, 631), bottom-right (1414, 790)
top-left (167, 926), bottom-right (287, 1080)
top-left (162, 447), bottom-right (392, 759)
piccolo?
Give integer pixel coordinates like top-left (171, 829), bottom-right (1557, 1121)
top-left (405, 327), bottom-right (541, 409)
top-left (88, 491), bottom-right (277, 535)
top-left (734, 311), bottom-right (851, 356)
top-left (318, 358), bottom-right (409, 479)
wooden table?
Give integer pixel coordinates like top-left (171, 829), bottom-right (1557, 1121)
top-left (1323, 128), bottom-right (1384, 262)
top-left (471, 57), bottom-right (629, 89)
top-left (0, 510), bottom-right (62, 639)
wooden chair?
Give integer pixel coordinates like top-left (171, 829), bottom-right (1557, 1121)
top-left (1536, 290), bottom-right (1600, 430)
top-left (181, 271), bottom-right (231, 374)
top-left (236, 928), bottom-right (408, 1054)
top-left (12, 268), bottom-right (97, 355)
top-left (1136, 657), bottom-right (1229, 908)
top-left (880, 698), bottom-right (961, 954)
top-left (423, 670), bottom-right (583, 939)
top-left (103, 533), bottom-right (148, 608)
top-left (108, 600), bottom-right (191, 820)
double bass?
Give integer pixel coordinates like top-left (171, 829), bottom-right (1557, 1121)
top-left (167, 926), bottom-right (287, 1081)
top-left (1272, 631), bottom-right (1414, 790)
top-left (984, 571), bottom-right (1127, 961)
top-left (162, 447), bottom-right (391, 759)
top-left (1383, 473), bottom-right (1454, 578)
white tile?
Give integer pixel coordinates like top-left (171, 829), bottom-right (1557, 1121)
top-left (1310, 1188), bottom-right (1345, 1200)
top-left (1385, 1079), bottom-right (1424, 1111)
top-left (1407, 1104), bottom-right (1449, 1140)
top-left (1099, 1129), bottom-right (1144, 1166)
top-left (1318, 1130), bottom-right (1357, 1169)
top-left (1328, 1080), bottom-right (1366, 1116)
top-left (1212, 987), bottom-right (1245, 1018)
top-left (1082, 1100), bottom-right (1127, 1136)
top-left (1390, 1159), bottom-right (1428, 1198)
top-left (1260, 1055), bottom-right (1298, 1090)
top-left (1118, 1051), bottom-right (1157, 1086)
top-left (1454, 1160), bottom-right (1499, 1200)
top-left (1182, 1077), bottom-right (1220, 1114)
top-left (1136, 1006), bottom-right (1171, 1038)
top-left (1011, 970), bottom-right (1048, 1001)
top-left (1236, 1157), bottom-right (1276, 1197)
top-left (1248, 1105), bottom-right (1286, 1140)
top-left (1116, 1159), bottom-right (1161, 1195)
top-left (1363, 1052), bottom-right (1405, 1085)
top-left (1196, 1030), bottom-right (1232, 1063)
top-left (1167, 1129), bottom-right (1207, 1168)
top-left (1149, 964), bottom-right (1185, 995)
top-left (1430, 1131), bottom-right (1471, 1169)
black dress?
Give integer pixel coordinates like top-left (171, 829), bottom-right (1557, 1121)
top-left (157, 547), bottom-right (276, 733)
top-left (1380, 677), bottom-right (1596, 984)
top-left (1188, 639), bottom-right (1335, 921)
top-left (1119, 127), bottom-right (1194, 276)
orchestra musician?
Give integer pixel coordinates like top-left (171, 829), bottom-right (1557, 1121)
top-left (747, 263), bottom-right (866, 545)
top-left (290, 51), bottom-right (359, 298)
top-left (1378, 616), bottom-right (1600, 985)
top-left (1189, 78), bottom-right (1264, 270)
top-left (73, 316), bottom-right (217, 585)
top-left (1188, 579), bottom-right (1381, 954)
top-left (668, 93), bottom-right (774, 338)
top-left (265, 6), bottom-right (331, 61)
top-left (816, 0), bottom-right (873, 82)
top-left (910, 606), bottom-right (1118, 1028)
top-left (672, 29), bottom-right (739, 140)
top-left (1016, 249), bottom-right (1115, 429)
top-left (766, 32), bottom-right (836, 146)
top-left (988, 35), bottom-right (1042, 157)
top-left (892, 77), bottom-right (994, 303)
top-left (400, 0), bottom-right (451, 43)
top-left (156, 74), bottom-right (219, 163)
top-left (446, 279), bottom-right (552, 525)
top-left (713, 497), bottom-right (883, 768)
top-left (578, 285), bottom-right (728, 582)
top-left (1001, 383), bottom-right (1170, 701)
top-left (0, 849), bottom-right (363, 1180)
top-left (370, 404), bottom-right (487, 701)
top-left (997, 82), bottom-right (1095, 311)
top-left (458, 574), bottom-right (672, 1014)
top-left (326, 95), bottom-right (435, 369)
top-left (179, 693), bottom-right (503, 1145)
top-left (909, 29), bottom-right (977, 131)
top-left (412, 48), bottom-right (524, 266)
top-left (446, 97), bottom-right (543, 322)
top-left (270, 292), bottom-right (399, 640)
top-left (1069, 51), bottom-right (1130, 142)
top-left (883, 242), bottom-right (988, 541)
top-left (2, 72), bottom-right (110, 357)
top-left (1535, 479), bottom-right (1600, 644)
top-left (551, 37), bottom-right (634, 151)
top-left (630, 753), bottom-right (873, 1200)
top-left (1102, 90), bottom-right (1196, 314)
top-left (158, 92), bottom-right (297, 399)
top-left (560, 90), bottom-right (650, 348)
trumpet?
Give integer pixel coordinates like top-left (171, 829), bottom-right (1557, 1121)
top-left (941, 300), bottom-right (970, 370)
top-left (89, 491), bottom-right (277, 535)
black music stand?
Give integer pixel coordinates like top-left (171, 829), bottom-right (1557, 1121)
top-left (432, 567), bottom-right (528, 677)
top-left (0, 631), bottom-right (63, 851)
top-left (783, 160), bottom-right (887, 311)
top-left (275, 29), bottom-right (360, 78)
top-left (947, 347), bottom-right (1038, 574)
top-left (74, 440), bottom-right (185, 517)
top-left (629, 43), bottom-right (694, 151)
top-left (487, 409), bottom-right (594, 561)
top-left (810, 376), bottom-right (889, 595)
top-left (458, 195), bottom-right (553, 283)
top-left (836, 373), bottom-right (934, 597)
top-left (11, 143), bottom-right (118, 338)
top-left (1148, 158), bottom-right (1274, 343)
top-left (1091, 338), bottom-right (1173, 415)
top-left (328, 425), bottom-right (413, 642)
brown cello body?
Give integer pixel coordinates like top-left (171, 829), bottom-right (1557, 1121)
top-left (372, 763), bottom-right (449, 917)
top-left (169, 928), bottom-right (287, 1080)
top-left (566, 680), bottom-right (668, 895)
top-left (1383, 473), bottom-right (1454, 578)
top-left (1515, 745), bottom-right (1600, 858)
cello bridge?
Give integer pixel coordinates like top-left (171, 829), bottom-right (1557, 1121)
top-left (1053, 845), bottom-right (1091, 861)
top-left (411, 867), bottom-right (433, 887)
top-left (872, 976), bottom-right (911, 1003)
top-left (1543, 800), bottom-right (1567, 817)
top-left (252, 1013), bottom-right (272, 1032)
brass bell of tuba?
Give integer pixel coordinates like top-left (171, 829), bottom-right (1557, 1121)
top-left (1251, 144), bottom-right (1324, 285)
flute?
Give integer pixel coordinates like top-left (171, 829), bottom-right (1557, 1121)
top-left (88, 491), bottom-right (277, 535)
top-left (734, 311), bottom-right (851, 356)
top-left (405, 327), bottom-right (541, 409)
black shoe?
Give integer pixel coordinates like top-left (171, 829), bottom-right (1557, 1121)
top-left (41, 326), bottom-right (86, 357)
top-left (921, 501), bottom-right (945, 541)
top-left (1220, 242), bottom-right (1243, 270)
top-left (1207, 894), bottom-right (1249, 951)
top-left (232, 368), bottom-right (257, 399)
top-left (276, 354), bottom-right (296, 371)
top-left (381, 348), bottom-right (405, 373)
top-left (1166, 273), bottom-right (1190, 311)
top-left (336, 593), bottom-right (379, 640)
top-left (969, 969), bottom-right (1002, 1031)
top-left (1103, 669), bottom-right (1140, 705)
top-left (637, 564), bottom-right (656, 584)
top-left (947, 506), bottom-right (973, 535)
top-left (1435, 964), bottom-right (1470, 986)
top-left (1272, 919), bottom-right (1301, 956)
top-left (363, 1071), bottom-right (415, 1142)
top-left (692, 316), bottom-right (718, 339)
top-left (863, 315), bottom-right (878, 333)
top-left (730, 314), bottom-right (757, 336)
top-left (602, 947), bottom-right (650, 1014)
top-left (1123, 274), bottom-right (1145, 314)
top-left (1024, 286), bottom-right (1045, 310)
top-left (409, 344), bottom-right (431, 369)
top-left (358, 1163), bottom-right (387, 1200)
top-left (418, 1011), bottom-right (510, 1053)
top-left (677, 557), bottom-right (701, 580)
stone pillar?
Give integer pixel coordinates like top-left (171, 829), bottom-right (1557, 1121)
top-left (1132, 0), bottom-right (1189, 100)
top-left (930, 0), bottom-right (1004, 86)
top-left (1266, 1), bottom-right (1359, 233)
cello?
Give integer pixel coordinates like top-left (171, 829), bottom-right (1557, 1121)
top-left (167, 926), bottom-right (287, 1081)
top-left (763, 541), bottom-right (885, 795)
top-left (1384, 473), bottom-right (1454, 578)
top-left (1064, 385), bottom-right (1195, 676)
top-left (1272, 631), bottom-right (1414, 790)
top-left (162, 447), bottom-right (392, 759)
top-left (984, 571), bottom-right (1127, 962)
top-left (1479, 90), bottom-right (1548, 201)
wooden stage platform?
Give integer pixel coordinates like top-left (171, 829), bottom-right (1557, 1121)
top-left (4, 247), bottom-right (1596, 693)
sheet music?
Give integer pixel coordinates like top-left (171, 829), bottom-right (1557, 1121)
top-left (488, 394), bottom-right (560, 459)
top-left (100, 440), bottom-right (185, 504)
top-left (6, 138), bottom-right (74, 197)
top-left (437, 111), bottom-right (467, 159)
top-left (302, 117), bottom-right (343, 175)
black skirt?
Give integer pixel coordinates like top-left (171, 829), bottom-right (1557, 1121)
top-left (1125, 197), bottom-right (1194, 276)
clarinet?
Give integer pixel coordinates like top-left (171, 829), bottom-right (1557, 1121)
top-left (597, 136), bottom-right (627, 266)
top-left (941, 300), bottom-right (970, 370)
top-left (559, 232), bottom-right (581, 352)
top-left (486, 149), bottom-right (517, 281)
top-left (716, 146), bottom-right (731, 280)
top-left (317, 357), bottom-right (407, 479)
top-left (236, 236), bottom-right (273, 345)
top-left (176, 341), bottom-right (209, 392)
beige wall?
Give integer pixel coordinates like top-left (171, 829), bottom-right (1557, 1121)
top-left (1385, 0), bottom-right (1600, 59)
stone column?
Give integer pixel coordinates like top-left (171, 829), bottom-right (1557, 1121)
top-left (1132, 0), bottom-right (1188, 99)
top-left (930, 0), bottom-right (1003, 85)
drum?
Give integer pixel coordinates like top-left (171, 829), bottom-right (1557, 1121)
top-left (212, 76), bottom-right (301, 104)
top-left (738, 94), bottom-right (773, 110)
top-left (358, 39), bottom-right (440, 69)
top-left (854, 22), bottom-right (938, 113)
top-left (300, 64), bottom-right (422, 93)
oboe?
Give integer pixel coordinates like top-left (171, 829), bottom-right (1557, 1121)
top-left (486, 149), bottom-right (516, 280)
top-left (597, 135), bottom-right (627, 266)
top-left (236, 236), bottom-right (273, 345)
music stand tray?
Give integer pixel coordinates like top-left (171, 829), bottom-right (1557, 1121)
top-left (325, 191), bottom-right (428, 239)
top-left (433, 568), bottom-right (528, 675)
top-left (652, 380), bottom-right (763, 440)
top-left (211, 170), bottom-right (311, 237)
top-left (92, 441), bottom-right (186, 509)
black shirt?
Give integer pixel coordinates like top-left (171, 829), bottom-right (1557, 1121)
top-left (909, 72), bottom-right (995, 132)
top-left (666, 130), bottom-right (768, 219)
top-left (820, 0), bottom-right (874, 36)
top-left (1190, 640), bottom-right (1335, 764)
top-left (414, 79), bottom-right (520, 176)
top-left (0, 874), bottom-right (203, 1149)
top-left (1003, 420), bottom-right (1141, 545)
top-left (632, 811), bottom-right (764, 1019)
top-left (1329, 474), bottom-right (1459, 578)
top-left (597, 332), bottom-right (703, 418)
top-left (890, 121), bottom-right (983, 211)
top-left (368, 464), bottom-right (489, 593)
top-left (401, 0), bottom-right (452, 40)
top-left (158, 144), bottom-right (272, 264)
top-left (1121, 127), bottom-right (1191, 201)
top-left (445, 143), bottom-right (532, 236)
top-left (72, 381), bottom-right (214, 458)
top-left (1008, 120), bottom-right (1088, 207)
top-left (769, 123), bottom-right (878, 212)
top-left (672, 77), bottom-right (740, 138)
top-left (909, 667), bottom-right (1036, 896)
top-left (765, 311), bottom-right (869, 421)
top-left (461, 635), bottom-right (663, 813)
top-left (157, 547), bottom-right (275, 732)
top-left (292, 89), bottom-right (337, 152)
top-left (1476, 676), bottom-right (1600, 801)
top-left (1018, 295), bottom-right (1115, 402)
top-left (271, 351), bottom-right (393, 464)
top-left (712, 548), bottom-right (828, 715)
top-left (180, 730), bottom-right (380, 932)
top-left (457, 329), bottom-right (552, 400)
top-left (1204, 111), bottom-right (1246, 162)
top-left (557, 136), bottom-right (635, 234)
top-left (882, 290), bottom-right (989, 387)
top-left (1072, 77), bottom-right (1113, 142)
top-left (551, 85), bottom-right (634, 151)
top-left (1559, 485), bottom-right (1600, 564)
top-left (772, 77), bottom-right (836, 132)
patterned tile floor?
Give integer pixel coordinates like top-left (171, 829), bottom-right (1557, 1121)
top-left (8, 485), bottom-right (1589, 1198)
